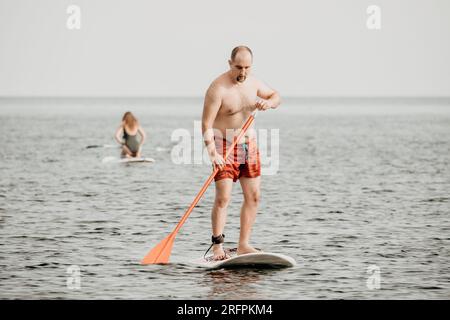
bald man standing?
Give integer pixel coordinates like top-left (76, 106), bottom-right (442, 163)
top-left (202, 46), bottom-right (281, 260)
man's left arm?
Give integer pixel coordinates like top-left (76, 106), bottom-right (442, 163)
top-left (255, 79), bottom-right (281, 110)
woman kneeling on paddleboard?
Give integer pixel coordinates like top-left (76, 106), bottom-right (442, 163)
top-left (114, 111), bottom-right (146, 158)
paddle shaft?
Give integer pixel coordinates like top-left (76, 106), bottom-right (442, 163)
top-left (141, 111), bottom-right (257, 264)
top-left (172, 111), bottom-right (257, 235)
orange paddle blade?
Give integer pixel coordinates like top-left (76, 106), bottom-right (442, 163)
top-left (140, 233), bottom-right (175, 265)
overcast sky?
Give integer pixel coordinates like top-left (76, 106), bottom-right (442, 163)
top-left (0, 0), bottom-right (449, 97)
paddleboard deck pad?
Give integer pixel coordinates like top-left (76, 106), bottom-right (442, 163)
top-left (192, 248), bottom-right (296, 270)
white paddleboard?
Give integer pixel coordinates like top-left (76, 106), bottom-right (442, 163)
top-left (192, 248), bottom-right (296, 270)
top-left (102, 156), bottom-right (155, 164)
top-left (86, 144), bottom-right (119, 149)
top-left (118, 157), bottom-right (155, 163)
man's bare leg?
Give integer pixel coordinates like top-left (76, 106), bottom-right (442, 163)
top-left (211, 178), bottom-right (233, 260)
top-left (237, 176), bottom-right (261, 255)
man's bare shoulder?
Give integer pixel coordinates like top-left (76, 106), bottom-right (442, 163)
top-left (206, 73), bottom-right (230, 97)
top-left (248, 75), bottom-right (263, 88)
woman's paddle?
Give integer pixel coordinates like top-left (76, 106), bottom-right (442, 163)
top-left (141, 111), bottom-right (257, 265)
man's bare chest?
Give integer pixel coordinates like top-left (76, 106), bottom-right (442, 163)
top-left (221, 88), bottom-right (257, 115)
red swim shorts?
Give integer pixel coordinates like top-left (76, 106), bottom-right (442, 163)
top-left (214, 137), bottom-right (261, 182)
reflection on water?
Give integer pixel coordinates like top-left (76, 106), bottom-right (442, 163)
top-left (203, 269), bottom-right (276, 299)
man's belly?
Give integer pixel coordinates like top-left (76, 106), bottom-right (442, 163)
top-left (213, 112), bottom-right (256, 144)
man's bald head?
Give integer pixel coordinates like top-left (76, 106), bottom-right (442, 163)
top-left (230, 46), bottom-right (253, 62)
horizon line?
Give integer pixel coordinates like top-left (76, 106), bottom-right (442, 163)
top-left (1, 95), bottom-right (450, 100)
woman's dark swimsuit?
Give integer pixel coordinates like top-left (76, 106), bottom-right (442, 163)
top-left (123, 128), bottom-right (140, 156)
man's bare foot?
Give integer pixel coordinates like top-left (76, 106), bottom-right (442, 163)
top-left (212, 244), bottom-right (227, 260)
top-left (237, 244), bottom-right (261, 255)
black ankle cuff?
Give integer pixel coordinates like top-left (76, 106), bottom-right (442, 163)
top-left (211, 234), bottom-right (225, 244)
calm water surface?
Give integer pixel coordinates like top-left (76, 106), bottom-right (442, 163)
top-left (0, 98), bottom-right (449, 299)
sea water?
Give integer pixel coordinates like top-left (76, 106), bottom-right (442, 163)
top-left (0, 97), bottom-right (449, 299)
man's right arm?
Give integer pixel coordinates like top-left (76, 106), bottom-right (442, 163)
top-left (202, 85), bottom-right (221, 149)
top-left (202, 85), bottom-right (225, 169)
